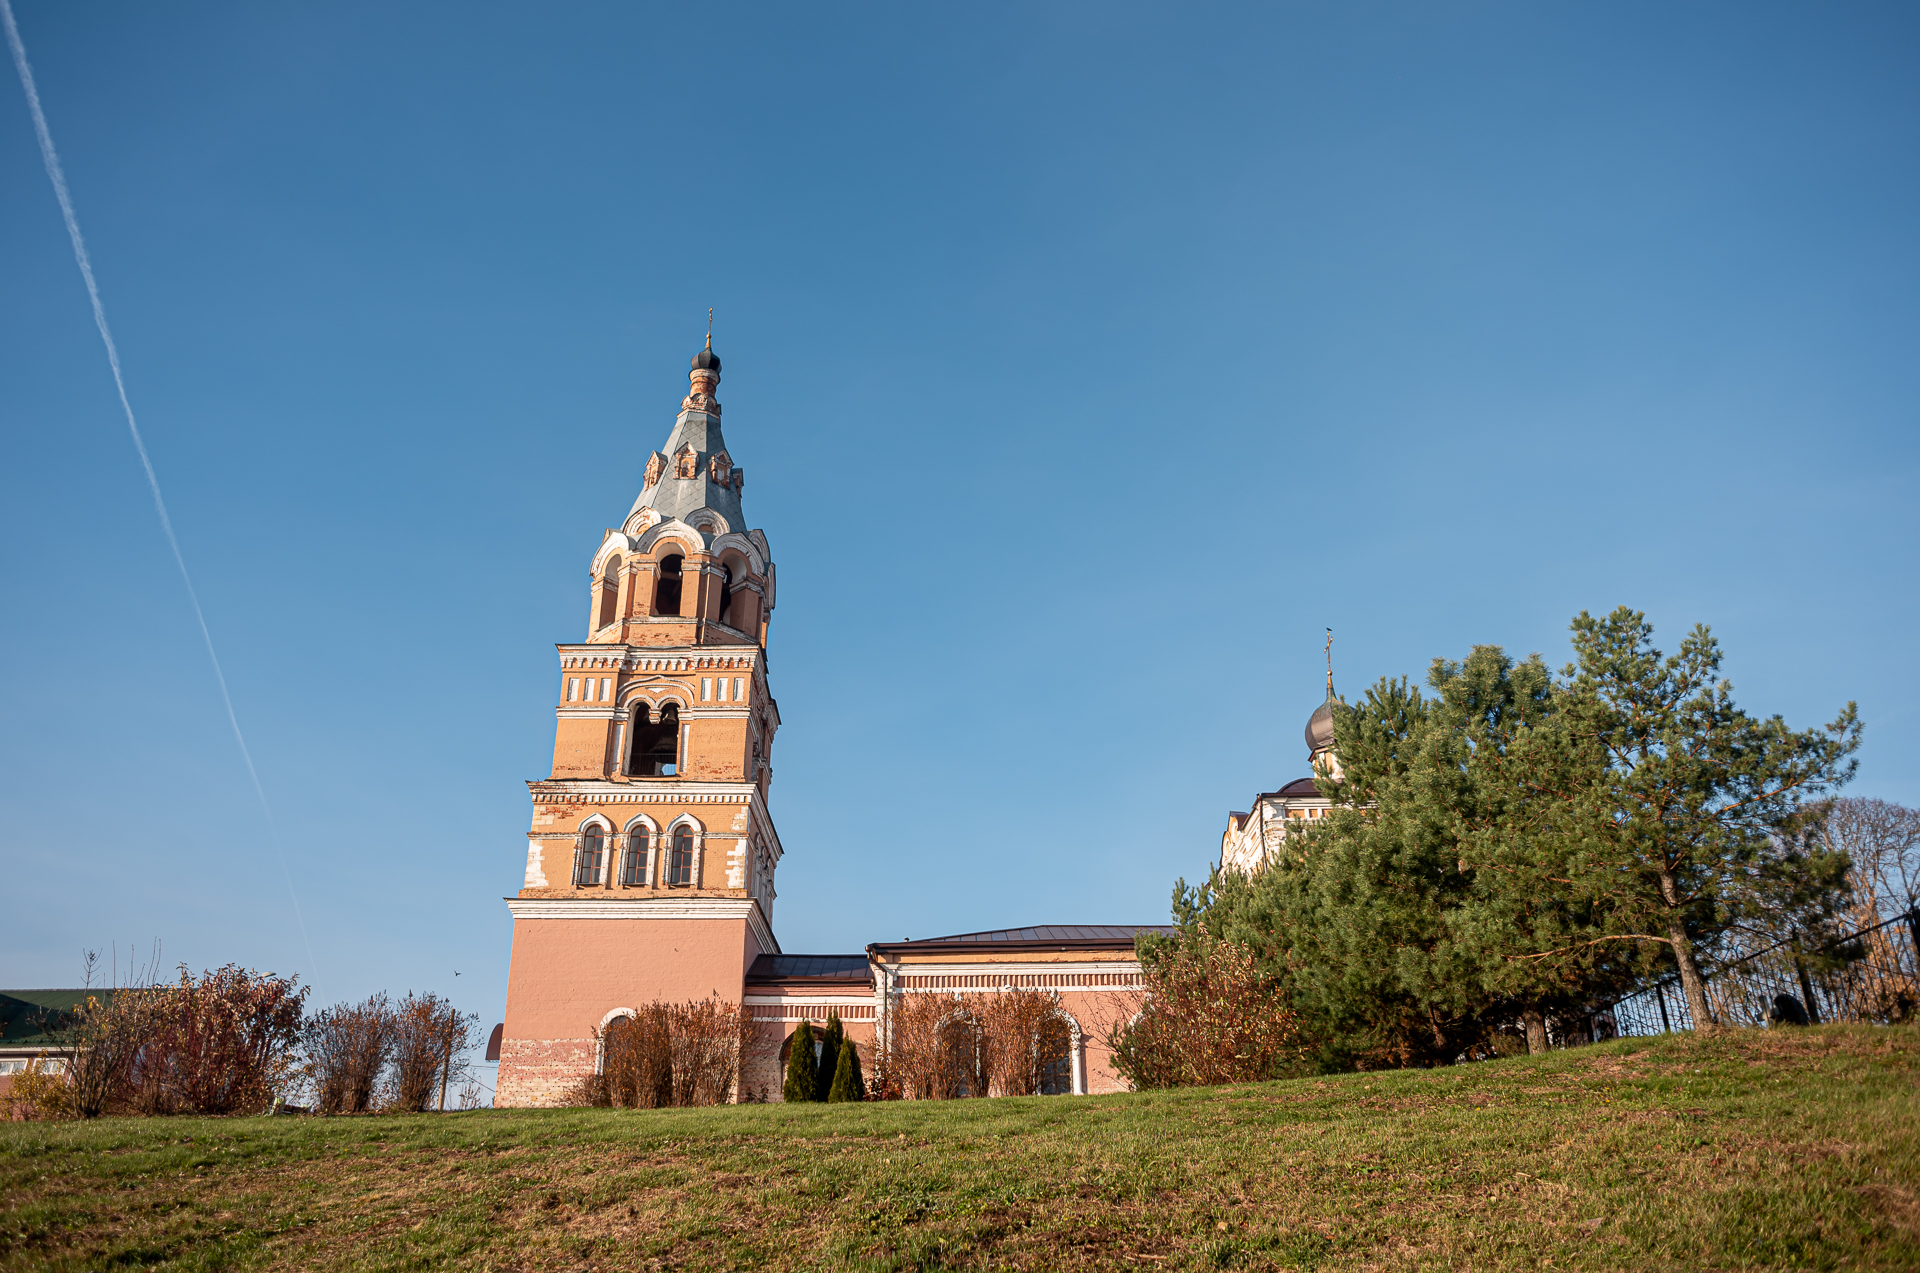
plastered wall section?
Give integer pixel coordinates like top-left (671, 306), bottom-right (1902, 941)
top-left (495, 915), bottom-right (763, 1108)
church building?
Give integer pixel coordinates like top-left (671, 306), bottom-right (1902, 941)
top-left (494, 343), bottom-right (1175, 1105)
top-left (1218, 687), bottom-right (1343, 876)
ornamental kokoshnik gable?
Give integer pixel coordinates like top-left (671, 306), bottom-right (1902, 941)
top-left (494, 342), bottom-right (1171, 1105)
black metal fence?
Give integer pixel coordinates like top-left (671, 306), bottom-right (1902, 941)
top-left (1611, 908), bottom-right (1920, 1035)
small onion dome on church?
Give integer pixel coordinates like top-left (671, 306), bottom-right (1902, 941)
top-left (1306, 698), bottom-right (1336, 755)
top-left (691, 344), bottom-right (721, 373)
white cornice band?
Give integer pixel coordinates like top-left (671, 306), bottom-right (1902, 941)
top-left (742, 994), bottom-right (876, 1008)
top-left (506, 896), bottom-right (778, 956)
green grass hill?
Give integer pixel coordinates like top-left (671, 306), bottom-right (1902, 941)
top-left (3, 1024), bottom-right (1916, 1271)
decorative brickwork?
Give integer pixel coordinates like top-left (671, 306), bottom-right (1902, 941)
top-left (493, 1037), bottom-right (595, 1108)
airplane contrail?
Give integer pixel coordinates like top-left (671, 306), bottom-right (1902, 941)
top-left (3, 0), bottom-right (317, 977)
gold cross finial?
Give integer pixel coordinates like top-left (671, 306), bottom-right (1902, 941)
top-left (1324, 628), bottom-right (1334, 699)
top-left (706, 307), bottom-right (713, 350)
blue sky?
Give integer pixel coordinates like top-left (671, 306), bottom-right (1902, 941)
top-left (3, 2), bottom-right (1916, 1095)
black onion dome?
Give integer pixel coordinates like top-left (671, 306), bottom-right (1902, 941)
top-left (1306, 699), bottom-right (1336, 754)
top-left (692, 345), bottom-right (721, 373)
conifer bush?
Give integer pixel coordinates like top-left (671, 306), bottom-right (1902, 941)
top-left (783, 1019), bottom-right (817, 1103)
top-left (826, 1034), bottom-right (863, 1102)
top-left (813, 1013), bottom-right (844, 1102)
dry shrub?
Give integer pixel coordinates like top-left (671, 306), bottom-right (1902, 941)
top-left (142, 965), bottom-right (307, 1115)
top-left (382, 992), bottom-right (476, 1113)
top-left (671, 999), bottom-right (750, 1106)
top-left (980, 989), bottom-right (1073, 1096)
top-left (1106, 932), bottom-right (1308, 1090)
top-left (74, 989), bottom-right (165, 1118)
top-left (602, 1007), bottom-right (673, 1108)
top-left (303, 993), bottom-right (393, 1114)
top-left (3, 1056), bottom-right (75, 1121)
top-left (578, 998), bottom-right (750, 1108)
top-left (873, 988), bottom-right (1072, 1100)
top-left (8, 967), bottom-right (305, 1119)
top-left (3, 985), bottom-right (162, 1120)
top-left (871, 992), bottom-right (965, 1099)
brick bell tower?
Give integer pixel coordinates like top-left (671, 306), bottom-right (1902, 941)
top-left (495, 337), bottom-right (784, 1107)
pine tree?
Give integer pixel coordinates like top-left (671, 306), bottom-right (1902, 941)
top-left (813, 1012), bottom-right (844, 1103)
top-left (782, 1020), bottom-right (816, 1103)
top-left (1513, 608), bottom-right (1860, 1030)
top-left (1169, 647), bottom-right (1645, 1066)
top-left (1172, 671), bottom-right (1492, 1067)
top-left (827, 1036), bottom-right (863, 1102)
top-left (1170, 610), bottom-right (1862, 1065)
top-left (1430, 645), bottom-right (1648, 1053)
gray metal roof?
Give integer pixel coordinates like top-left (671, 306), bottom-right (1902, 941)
top-left (886, 925), bottom-right (1176, 946)
top-left (627, 405), bottom-right (747, 532)
top-left (745, 954), bottom-right (871, 983)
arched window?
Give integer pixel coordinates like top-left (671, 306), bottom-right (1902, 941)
top-left (601, 1013), bottom-right (631, 1076)
top-left (939, 1015), bottom-right (985, 1099)
top-left (667, 825), bottom-right (695, 886)
top-left (628, 701), bottom-right (679, 776)
top-left (716, 564), bottom-right (734, 626)
top-left (575, 825), bottom-right (606, 887)
top-left (597, 555), bottom-right (623, 629)
top-left (621, 826), bottom-right (650, 886)
top-left (1036, 1016), bottom-right (1073, 1095)
top-left (654, 554), bottom-right (683, 616)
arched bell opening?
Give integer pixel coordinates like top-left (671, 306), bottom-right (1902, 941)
top-left (654, 554), bottom-right (684, 616)
top-left (596, 554), bottom-right (623, 629)
top-left (716, 563), bottom-right (735, 627)
top-left (627, 701), bottom-right (680, 776)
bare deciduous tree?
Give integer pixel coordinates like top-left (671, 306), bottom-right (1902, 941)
top-left (1106, 931), bottom-right (1308, 1090)
top-left (303, 993), bottom-right (394, 1114)
top-left (872, 988), bottom-right (1073, 1100)
top-left (1818, 798), bottom-right (1920, 926)
top-left (382, 992), bottom-right (475, 1113)
top-left (583, 998), bottom-right (749, 1108)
